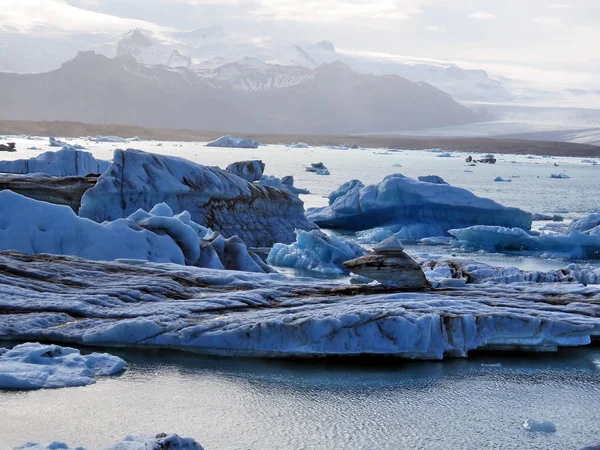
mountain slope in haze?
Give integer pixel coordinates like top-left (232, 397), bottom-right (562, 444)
top-left (0, 52), bottom-right (480, 134)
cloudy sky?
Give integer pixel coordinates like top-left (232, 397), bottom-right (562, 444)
top-left (2, 0), bottom-right (598, 85)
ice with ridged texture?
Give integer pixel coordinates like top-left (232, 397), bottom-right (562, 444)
top-left (267, 229), bottom-right (366, 274)
top-left (2, 252), bottom-right (600, 359)
top-left (78, 149), bottom-right (315, 246)
top-left (49, 137), bottom-right (85, 149)
top-left (306, 174), bottom-right (532, 240)
top-left (0, 342), bottom-right (125, 390)
top-left (0, 148), bottom-right (110, 176)
top-left (522, 419), bottom-right (557, 433)
top-left (15, 433), bottom-right (203, 450)
top-left (225, 160), bottom-right (265, 182)
top-left (0, 191), bottom-right (268, 272)
top-left (449, 225), bottom-right (600, 259)
top-left (206, 135), bottom-right (259, 148)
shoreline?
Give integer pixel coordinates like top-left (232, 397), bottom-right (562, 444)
top-left (1, 119), bottom-right (599, 158)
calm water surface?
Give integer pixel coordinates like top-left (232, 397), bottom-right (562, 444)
top-left (2, 346), bottom-right (600, 450)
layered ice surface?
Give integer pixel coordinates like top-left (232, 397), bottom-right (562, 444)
top-left (0, 342), bottom-right (125, 390)
top-left (1, 252), bottom-right (599, 359)
top-left (307, 174), bottom-right (532, 240)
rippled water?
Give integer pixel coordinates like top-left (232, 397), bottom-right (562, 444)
top-left (2, 347), bottom-right (600, 450)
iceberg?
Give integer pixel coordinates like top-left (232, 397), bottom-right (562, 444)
top-left (256, 175), bottom-right (309, 195)
top-left (0, 191), bottom-right (270, 272)
top-left (0, 342), bottom-right (125, 390)
top-left (225, 160), bottom-right (265, 182)
top-left (307, 174), bottom-right (532, 240)
top-left (206, 135), bottom-right (260, 148)
top-left (289, 142), bottom-right (309, 148)
top-left (267, 229), bottom-right (366, 274)
top-left (49, 137), bottom-right (85, 150)
top-left (448, 225), bottom-right (600, 259)
top-left (522, 419), bottom-right (556, 433)
top-left (87, 136), bottom-right (128, 143)
top-left (0, 148), bottom-right (110, 176)
top-left (1, 252), bottom-right (600, 359)
top-left (15, 433), bottom-right (203, 450)
top-left (78, 149), bottom-right (316, 246)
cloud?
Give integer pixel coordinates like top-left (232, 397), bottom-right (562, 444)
top-left (534, 16), bottom-right (562, 25)
top-left (250, 0), bottom-right (424, 24)
top-left (469, 11), bottom-right (496, 20)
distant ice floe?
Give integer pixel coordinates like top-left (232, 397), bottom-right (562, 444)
top-left (0, 191), bottom-right (270, 272)
top-left (493, 176), bottom-right (511, 182)
top-left (0, 342), bottom-right (125, 390)
top-left (15, 433), bottom-right (203, 450)
top-left (307, 174), bottom-right (532, 241)
top-left (267, 229), bottom-right (366, 274)
top-left (0, 147), bottom-right (110, 177)
top-left (550, 173), bottom-right (571, 179)
top-left (522, 419), bottom-right (556, 433)
top-left (2, 252), bottom-right (600, 359)
top-left (289, 142), bottom-right (309, 148)
top-left (49, 137), bottom-right (85, 150)
top-left (86, 136), bottom-right (138, 143)
top-left (206, 135), bottom-right (260, 148)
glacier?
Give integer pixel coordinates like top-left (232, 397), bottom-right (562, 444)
top-left (0, 191), bottom-right (269, 272)
top-left (0, 342), bottom-right (125, 390)
top-left (78, 149), bottom-right (315, 246)
top-left (0, 148), bottom-right (110, 177)
top-left (1, 252), bottom-right (599, 360)
top-left (306, 174), bottom-right (532, 240)
top-left (267, 229), bottom-right (366, 274)
top-left (15, 433), bottom-right (203, 450)
top-left (206, 135), bottom-right (260, 148)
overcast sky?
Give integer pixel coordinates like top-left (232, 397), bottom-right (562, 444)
top-left (3, 0), bottom-right (598, 85)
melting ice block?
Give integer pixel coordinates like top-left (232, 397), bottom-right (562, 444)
top-left (307, 174), bottom-right (532, 240)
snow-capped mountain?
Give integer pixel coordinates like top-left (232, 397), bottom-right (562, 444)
top-left (108, 28), bottom-right (510, 101)
top-left (0, 51), bottom-right (480, 134)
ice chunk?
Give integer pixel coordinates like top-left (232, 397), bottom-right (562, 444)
top-left (493, 176), bottom-right (511, 182)
top-left (307, 174), bottom-right (532, 239)
top-left (0, 342), bottom-right (125, 390)
top-left (328, 179), bottom-right (364, 205)
top-left (267, 229), bottom-right (366, 274)
top-left (550, 173), bottom-right (570, 179)
top-left (570, 214), bottom-right (600, 232)
top-left (225, 160), bottom-right (265, 182)
top-left (372, 236), bottom-right (404, 252)
top-left (0, 191), bottom-right (269, 271)
top-left (0, 148), bottom-right (110, 176)
top-left (289, 142), bottom-right (309, 148)
top-left (418, 175), bottom-right (448, 185)
top-left (87, 136), bottom-right (128, 143)
top-left (206, 135), bottom-right (259, 148)
top-left (15, 434), bottom-right (203, 450)
top-left (449, 225), bottom-right (600, 259)
top-left (79, 149), bottom-right (315, 246)
top-left (522, 419), bottom-right (556, 433)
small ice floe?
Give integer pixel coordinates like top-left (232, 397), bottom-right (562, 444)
top-left (0, 342), bottom-right (126, 390)
top-left (550, 173), bottom-right (570, 179)
top-left (437, 152), bottom-right (452, 158)
top-left (522, 419), bottom-right (556, 433)
top-left (206, 135), bottom-right (260, 148)
top-left (289, 142), bottom-right (309, 148)
top-left (15, 433), bottom-right (203, 450)
top-left (480, 363), bottom-right (502, 368)
top-left (306, 162), bottom-right (329, 174)
top-left (493, 176), bottom-right (511, 182)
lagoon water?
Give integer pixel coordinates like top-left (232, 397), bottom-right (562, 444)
top-left (2, 347), bottom-right (600, 450)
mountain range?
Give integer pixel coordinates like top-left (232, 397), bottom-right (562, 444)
top-left (0, 50), bottom-right (480, 134)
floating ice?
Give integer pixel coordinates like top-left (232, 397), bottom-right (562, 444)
top-left (289, 142), bottom-right (309, 148)
top-left (551, 173), bottom-right (570, 179)
top-left (0, 191), bottom-right (269, 272)
top-left (267, 229), bottom-right (366, 274)
top-left (522, 419), bottom-right (557, 433)
top-left (449, 225), bottom-right (600, 259)
top-left (87, 136), bottom-right (128, 143)
top-left (417, 175), bottom-right (448, 185)
top-left (493, 176), bottom-right (511, 182)
top-left (307, 174), bottom-right (531, 240)
top-left (2, 252), bottom-right (599, 359)
top-left (0, 148), bottom-right (110, 176)
top-left (225, 160), bottom-right (265, 182)
top-left (206, 135), bottom-right (259, 148)
top-left (0, 342), bottom-right (125, 390)
top-left (15, 433), bottom-right (203, 450)
top-left (78, 149), bottom-right (315, 246)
